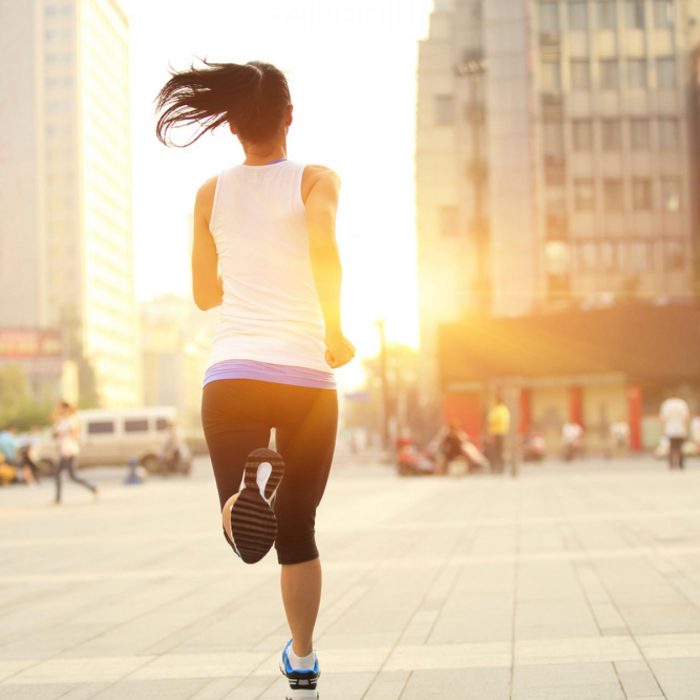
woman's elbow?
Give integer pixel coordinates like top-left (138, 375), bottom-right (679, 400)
top-left (193, 289), bottom-right (222, 311)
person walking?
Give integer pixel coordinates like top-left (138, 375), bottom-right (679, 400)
top-left (17, 427), bottom-right (42, 485)
top-left (660, 395), bottom-right (690, 469)
top-left (562, 421), bottom-right (584, 461)
top-left (156, 60), bottom-right (355, 700)
top-left (52, 401), bottom-right (97, 503)
top-left (0, 425), bottom-right (18, 467)
top-left (487, 392), bottom-right (510, 473)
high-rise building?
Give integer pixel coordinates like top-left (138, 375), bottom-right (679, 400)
top-left (416, 0), bottom-right (693, 372)
top-left (0, 0), bottom-right (140, 407)
top-left (140, 295), bottom-right (216, 430)
top-left (417, 0), bottom-right (698, 396)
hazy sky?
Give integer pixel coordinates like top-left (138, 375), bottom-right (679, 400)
top-left (122, 0), bottom-right (432, 362)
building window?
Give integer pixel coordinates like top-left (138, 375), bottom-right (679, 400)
top-left (660, 177), bottom-right (681, 211)
top-left (574, 178), bottom-right (595, 210)
top-left (659, 117), bottom-right (680, 149)
top-left (657, 57), bottom-right (677, 88)
top-left (572, 119), bottom-right (593, 150)
top-left (604, 179), bottom-right (624, 211)
top-left (602, 119), bottom-right (622, 149)
top-left (543, 121), bottom-right (565, 156)
top-left (632, 178), bottom-right (652, 209)
top-left (600, 240), bottom-right (618, 271)
top-left (629, 241), bottom-right (650, 271)
top-left (434, 95), bottom-right (455, 126)
top-left (665, 239), bottom-right (684, 270)
top-left (571, 59), bottom-right (590, 90)
top-left (600, 59), bottom-right (619, 90)
top-left (568, 1), bottom-right (589, 30)
top-left (541, 60), bottom-right (562, 92)
top-left (539, 1), bottom-right (560, 34)
top-left (654, 0), bottom-right (674, 28)
top-left (545, 241), bottom-right (570, 275)
top-left (625, 0), bottom-right (645, 28)
top-left (578, 242), bottom-right (598, 272)
top-left (627, 58), bottom-right (647, 89)
top-left (630, 117), bottom-right (650, 149)
top-left (598, 1), bottom-right (617, 29)
top-left (545, 190), bottom-right (567, 217)
top-left (439, 205), bottom-right (459, 236)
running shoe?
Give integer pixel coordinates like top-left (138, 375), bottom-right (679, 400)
top-left (222, 448), bottom-right (285, 564)
top-left (280, 639), bottom-right (320, 700)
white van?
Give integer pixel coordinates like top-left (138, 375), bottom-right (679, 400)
top-left (38, 406), bottom-right (191, 473)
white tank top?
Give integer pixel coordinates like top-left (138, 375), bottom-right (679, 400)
top-left (206, 160), bottom-right (329, 373)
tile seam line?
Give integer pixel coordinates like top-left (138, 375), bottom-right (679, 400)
top-left (508, 483), bottom-right (522, 700)
top-left (566, 504), bottom-right (667, 699)
top-left (254, 531), bottom-right (403, 700)
top-left (357, 517), bottom-right (473, 700)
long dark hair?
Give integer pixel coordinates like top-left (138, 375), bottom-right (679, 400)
top-left (155, 60), bottom-right (291, 147)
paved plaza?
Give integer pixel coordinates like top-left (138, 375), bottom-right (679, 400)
top-left (1, 455), bottom-right (700, 699)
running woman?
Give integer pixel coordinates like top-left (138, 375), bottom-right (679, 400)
top-left (155, 60), bottom-right (355, 700)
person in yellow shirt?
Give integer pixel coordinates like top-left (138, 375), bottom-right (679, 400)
top-left (487, 392), bottom-right (511, 473)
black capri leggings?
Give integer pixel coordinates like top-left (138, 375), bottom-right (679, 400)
top-left (201, 379), bottom-right (338, 565)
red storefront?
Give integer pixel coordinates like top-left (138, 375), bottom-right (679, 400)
top-left (438, 303), bottom-right (700, 452)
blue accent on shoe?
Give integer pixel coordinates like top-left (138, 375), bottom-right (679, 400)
top-left (280, 639), bottom-right (320, 687)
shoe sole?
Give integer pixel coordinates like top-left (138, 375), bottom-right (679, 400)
top-left (229, 448), bottom-right (285, 564)
top-left (280, 658), bottom-right (319, 700)
top-left (283, 688), bottom-right (319, 700)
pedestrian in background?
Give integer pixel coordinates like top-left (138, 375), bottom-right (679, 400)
top-left (609, 418), bottom-right (630, 458)
top-left (17, 426), bottom-right (42, 484)
top-left (0, 425), bottom-right (18, 467)
top-left (487, 392), bottom-right (510, 473)
top-left (660, 395), bottom-right (690, 470)
top-left (562, 421), bottom-right (584, 461)
top-left (160, 420), bottom-right (186, 474)
top-left (52, 401), bottom-right (97, 503)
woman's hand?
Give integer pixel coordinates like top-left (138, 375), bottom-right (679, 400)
top-left (325, 331), bottom-right (355, 369)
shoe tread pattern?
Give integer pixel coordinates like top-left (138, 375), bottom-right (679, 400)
top-left (229, 448), bottom-right (285, 564)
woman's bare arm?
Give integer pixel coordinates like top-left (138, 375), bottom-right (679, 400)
top-left (192, 177), bottom-right (223, 311)
top-left (303, 166), bottom-right (355, 368)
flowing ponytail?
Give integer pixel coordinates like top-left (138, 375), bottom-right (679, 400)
top-left (155, 60), bottom-right (291, 147)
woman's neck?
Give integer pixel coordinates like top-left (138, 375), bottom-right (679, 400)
top-left (242, 139), bottom-right (287, 166)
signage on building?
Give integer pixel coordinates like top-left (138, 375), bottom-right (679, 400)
top-left (0, 329), bottom-right (62, 358)
top-left (0, 329), bottom-right (63, 379)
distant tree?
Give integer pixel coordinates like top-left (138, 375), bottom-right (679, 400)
top-left (0, 365), bottom-right (52, 430)
top-left (0, 365), bottom-right (31, 424)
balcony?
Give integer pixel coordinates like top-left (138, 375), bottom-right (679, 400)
top-left (543, 155), bottom-right (566, 186)
top-left (545, 213), bottom-right (568, 240)
top-left (541, 93), bottom-right (565, 120)
top-left (539, 33), bottom-right (561, 58)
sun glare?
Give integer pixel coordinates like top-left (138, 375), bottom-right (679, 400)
top-left (127, 0), bottom-right (431, 376)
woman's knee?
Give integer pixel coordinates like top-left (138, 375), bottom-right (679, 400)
top-left (274, 520), bottom-right (318, 565)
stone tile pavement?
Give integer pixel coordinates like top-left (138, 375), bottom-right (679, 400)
top-left (0, 456), bottom-right (699, 699)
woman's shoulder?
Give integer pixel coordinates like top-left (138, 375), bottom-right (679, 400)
top-left (302, 164), bottom-right (339, 183)
top-left (300, 164), bottom-right (340, 203)
top-left (196, 175), bottom-right (219, 202)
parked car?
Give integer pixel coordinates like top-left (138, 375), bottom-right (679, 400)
top-left (37, 406), bottom-right (191, 475)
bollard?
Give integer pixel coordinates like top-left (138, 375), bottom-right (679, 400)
top-left (124, 457), bottom-right (144, 485)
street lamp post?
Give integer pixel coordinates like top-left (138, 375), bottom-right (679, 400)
top-left (376, 319), bottom-right (391, 451)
